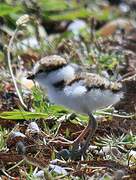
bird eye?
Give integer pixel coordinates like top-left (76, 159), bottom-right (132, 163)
top-left (37, 69), bottom-right (44, 74)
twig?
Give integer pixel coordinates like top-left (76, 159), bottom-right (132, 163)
top-left (24, 156), bottom-right (53, 180)
top-left (2, 168), bottom-right (17, 179)
top-left (7, 28), bottom-right (27, 109)
top-left (96, 110), bottom-right (135, 118)
top-left (7, 159), bottom-right (24, 172)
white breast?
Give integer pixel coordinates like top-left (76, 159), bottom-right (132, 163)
top-left (47, 65), bottom-right (76, 84)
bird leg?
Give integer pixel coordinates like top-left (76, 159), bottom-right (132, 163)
top-left (70, 113), bottom-right (97, 159)
top-left (53, 113), bottom-right (97, 160)
top-left (79, 113), bottom-right (97, 154)
top-left (71, 117), bottom-right (94, 149)
top-left (49, 119), bottom-right (92, 147)
top-left (57, 113), bottom-right (97, 160)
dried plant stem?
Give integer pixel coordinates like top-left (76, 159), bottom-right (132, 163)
top-left (2, 168), bottom-right (17, 179)
top-left (24, 156), bottom-right (53, 180)
top-left (7, 159), bottom-right (24, 172)
top-left (7, 28), bottom-right (27, 109)
top-left (96, 110), bottom-right (135, 118)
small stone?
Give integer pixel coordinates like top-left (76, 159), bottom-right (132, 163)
top-left (27, 122), bottom-right (40, 133)
top-left (16, 141), bottom-right (26, 155)
top-left (114, 170), bottom-right (125, 180)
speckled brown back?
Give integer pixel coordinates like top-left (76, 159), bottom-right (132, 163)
top-left (67, 72), bottom-right (122, 93)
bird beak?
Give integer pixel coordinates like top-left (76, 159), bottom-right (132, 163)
top-left (27, 73), bottom-right (35, 80)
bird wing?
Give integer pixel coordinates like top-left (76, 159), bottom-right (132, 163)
top-left (67, 72), bottom-right (122, 93)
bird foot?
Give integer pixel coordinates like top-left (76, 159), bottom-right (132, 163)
top-left (56, 148), bottom-right (82, 161)
top-left (49, 136), bottom-right (82, 160)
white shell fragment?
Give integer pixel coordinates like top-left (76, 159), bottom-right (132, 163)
top-left (27, 122), bottom-right (40, 133)
top-left (11, 131), bottom-right (26, 138)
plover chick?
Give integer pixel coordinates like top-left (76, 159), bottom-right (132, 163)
top-left (27, 55), bottom-right (123, 159)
